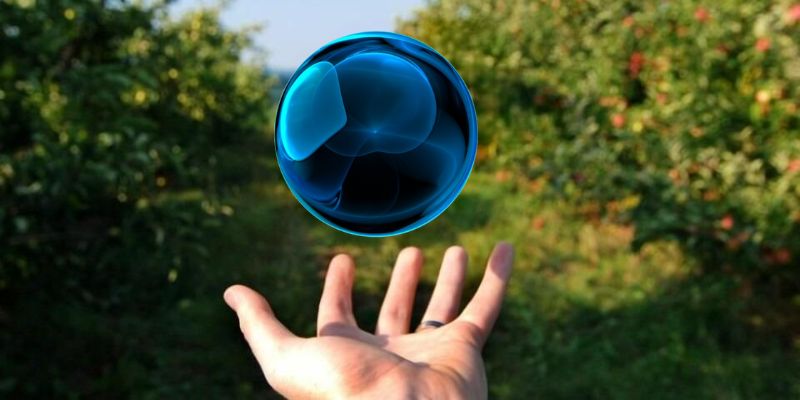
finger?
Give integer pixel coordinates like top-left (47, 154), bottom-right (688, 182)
top-left (317, 254), bottom-right (358, 334)
top-left (224, 285), bottom-right (298, 371)
top-left (376, 247), bottom-right (424, 335)
top-left (418, 246), bottom-right (467, 329)
top-left (457, 242), bottom-right (514, 346)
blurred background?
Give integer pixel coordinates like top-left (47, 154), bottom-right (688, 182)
top-left (1, 0), bottom-right (799, 398)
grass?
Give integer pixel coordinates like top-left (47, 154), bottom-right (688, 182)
top-left (3, 158), bottom-right (798, 399)
top-left (194, 160), bottom-right (799, 398)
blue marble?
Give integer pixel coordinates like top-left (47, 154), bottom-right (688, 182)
top-left (275, 32), bottom-right (477, 236)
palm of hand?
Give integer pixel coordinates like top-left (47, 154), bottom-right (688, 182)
top-left (280, 321), bottom-right (485, 399)
top-left (225, 244), bottom-right (513, 400)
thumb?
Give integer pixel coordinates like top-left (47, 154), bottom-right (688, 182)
top-left (224, 285), bottom-right (298, 382)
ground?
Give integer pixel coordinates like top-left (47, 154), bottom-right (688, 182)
top-left (160, 158), bottom-right (798, 399)
top-left (4, 158), bottom-right (797, 399)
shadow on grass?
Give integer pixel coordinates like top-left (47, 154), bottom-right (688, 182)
top-left (485, 273), bottom-right (800, 399)
top-left (3, 178), bottom-right (797, 399)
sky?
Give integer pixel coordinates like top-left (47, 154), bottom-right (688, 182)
top-left (170, 0), bottom-right (426, 71)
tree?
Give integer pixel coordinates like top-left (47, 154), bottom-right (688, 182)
top-left (401, 0), bottom-right (800, 334)
top-left (0, 0), bottom-right (273, 304)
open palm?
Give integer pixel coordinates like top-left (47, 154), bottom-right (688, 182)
top-left (224, 243), bottom-right (514, 399)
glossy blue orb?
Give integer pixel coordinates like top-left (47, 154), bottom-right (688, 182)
top-left (275, 32), bottom-right (477, 236)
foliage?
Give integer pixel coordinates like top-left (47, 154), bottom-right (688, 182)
top-left (400, 0), bottom-right (800, 332)
top-left (0, 0), bottom-right (273, 294)
top-left (2, 0), bottom-right (799, 399)
top-left (0, 1), bottom-right (274, 397)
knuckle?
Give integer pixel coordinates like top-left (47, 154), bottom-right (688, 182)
top-left (454, 321), bottom-right (485, 347)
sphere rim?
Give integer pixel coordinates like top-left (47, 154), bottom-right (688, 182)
top-left (274, 31), bottom-right (478, 237)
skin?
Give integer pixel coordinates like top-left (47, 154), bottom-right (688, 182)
top-left (224, 242), bottom-right (514, 399)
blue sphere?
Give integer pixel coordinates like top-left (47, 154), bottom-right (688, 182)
top-left (275, 32), bottom-right (477, 236)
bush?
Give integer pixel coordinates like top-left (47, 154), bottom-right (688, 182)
top-left (401, 0), bottom-right (800, 333)
top-left (0, 1), bottom-right (273, 299)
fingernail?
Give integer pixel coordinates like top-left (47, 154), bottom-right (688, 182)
top-left (223, 286), bottom-right (239, 310)
top-left (495, 242), bottom-right (514, 279)
top-left (495, 242), bottom-right (514, 270)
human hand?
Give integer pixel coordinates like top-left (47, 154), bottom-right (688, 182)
top-left (224, 243), bottom-right (514, 400)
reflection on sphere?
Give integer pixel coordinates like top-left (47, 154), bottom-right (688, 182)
top-left (276, 32), bottom-right (477, 236)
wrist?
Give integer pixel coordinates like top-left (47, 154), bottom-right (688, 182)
top-left (347, 367), bottom-right (475, 400)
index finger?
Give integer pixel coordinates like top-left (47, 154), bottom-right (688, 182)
top-left (456, 242), bottom-right (514, 346)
